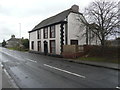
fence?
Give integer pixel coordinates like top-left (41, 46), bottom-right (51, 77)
top-left (62, 45), bottom-right (119, 59)
top-left (63, 45), bottom-right (84, 53)
top-left (62, 45), bottom-right (84, 58)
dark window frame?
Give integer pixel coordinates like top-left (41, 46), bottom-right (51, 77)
top-left (37, 41), bottom-right (41, 51)
top-left (37, 30), bottom-right (41, 39)
top-left (43, 27), bottom-right (48, 39)
top-left (70, 40), bottom-right (78, 45)
top-left (50, 25), bottom-right (55, 38)
top-left (50, 40), bottom-right (56, 54)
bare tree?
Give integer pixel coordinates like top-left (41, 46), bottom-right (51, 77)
top-left (81, 0), bottom-right (120, 46)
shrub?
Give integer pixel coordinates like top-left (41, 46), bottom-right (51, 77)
top-left (87, 46), bottom-right (119, 59)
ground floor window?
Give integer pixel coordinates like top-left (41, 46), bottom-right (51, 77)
top-left (50, 40), bottom-right (56, 54)
top-left (31, 41), bottom-right (34, 50)
top-left (70, 40), bottom-right (78, 45)
top-left (38, 41), bottom-right (41, 51)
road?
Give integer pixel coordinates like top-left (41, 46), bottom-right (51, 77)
top-left (0, 47), bottom-right (118, 88)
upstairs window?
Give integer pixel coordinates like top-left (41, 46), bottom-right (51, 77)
top-left (37, 30), bottom-right (41, 39)
top-left (43, 27), bottom-right (48, 39)
top-left (50, 25), bottom-right (55, 38)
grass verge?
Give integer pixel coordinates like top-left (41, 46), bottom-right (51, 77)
top-left (77, 57), bottom-right (119, 64)
top-left (7, 47), bottom-right (28, 52)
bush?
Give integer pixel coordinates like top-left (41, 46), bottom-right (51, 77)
top-left (2, 40), bottom-right (6, 47)
top-left (21, 39), bottom-right (29, 49)
top-left (87, 46), bottom-right (119, 59)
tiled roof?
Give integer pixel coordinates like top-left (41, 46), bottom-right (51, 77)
top-left (7, 38), bottom-right (21, 42)
top-left (30, 7), bottom-right (82, 32)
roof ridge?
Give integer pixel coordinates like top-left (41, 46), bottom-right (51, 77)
top-left (43, 8), bottom-right (71, 22)
top-left (33, 9), bottom-right (71, 30)
top-left (29, 6), bottom-right (82, 32)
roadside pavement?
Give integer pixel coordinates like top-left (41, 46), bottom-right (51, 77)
top-left (0, 62), bottom-right (19, 89)
top-left (66, 59), bottom-right (119, 70)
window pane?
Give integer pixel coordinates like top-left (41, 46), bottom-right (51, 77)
top-left (71, 40), bottom-right (78, 45)
top-left (50, 26), bottom-right (55, 38)
top-left (39, 30), bottom-right (41, 39)
top-left (44, 28), bottom-right (48, 39)
top-left (37, 30), bottom-right (41, 39)
top-left (38, 41), bottom-right (41, 51)
top-left (50, 40), bottom-right (56, 53)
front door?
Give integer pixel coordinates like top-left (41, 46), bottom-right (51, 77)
top-left (44, 41), bottom-right (48, 55)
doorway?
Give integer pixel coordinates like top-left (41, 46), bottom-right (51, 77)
top-left (44, 41), bottom-right (48, 55)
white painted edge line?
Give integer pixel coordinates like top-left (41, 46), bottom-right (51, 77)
top-left (1, 50), bottom-right (37, 63)
top-left (116, 86), bottom-right (120, 89)
top-left (3, 69), bottom-right (19, 88)
top-left (25, 58), bottom-right (37, 63)
top-left (44, 64), bottom-right (86, 78)
top-left (1, 63), bottom-right (19, 88)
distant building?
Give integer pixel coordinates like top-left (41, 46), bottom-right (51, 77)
top-left (29, 5), bottom-right (100, 55)
top-left (6, 35), bottom-right (22, 48)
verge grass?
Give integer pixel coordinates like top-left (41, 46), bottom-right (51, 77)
top-left (77, 57), bottom-right (119, 64)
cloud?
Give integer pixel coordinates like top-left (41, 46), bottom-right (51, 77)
top-left (0, 0), bottom-right (119, 42)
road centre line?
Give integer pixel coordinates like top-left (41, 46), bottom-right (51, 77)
top-left (44, 64), bottom-right (86, 78)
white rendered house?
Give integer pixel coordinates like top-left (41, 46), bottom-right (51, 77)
top-left (29, 5), bottom-right (99, 55)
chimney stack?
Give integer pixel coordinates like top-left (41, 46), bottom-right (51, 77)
top-left (71, 5), bottom-right (79, 12)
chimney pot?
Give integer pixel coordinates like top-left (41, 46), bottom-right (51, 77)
top-left (71, 5), bottom-right (79, 12)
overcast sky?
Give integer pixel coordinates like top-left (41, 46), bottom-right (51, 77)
top-left (0, 0), bottom-right (119, 42)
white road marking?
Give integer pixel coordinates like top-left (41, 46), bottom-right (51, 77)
top-left (44, 64), bottom-right (86, 78)
top-left (3, 66), bottom-right (19, 88)
top-left (116, 86), bottom-right (120, 89)
top-left (1, 50), bottom-right (37, 63)
top-left (25, 58), bottom-right (37, 63)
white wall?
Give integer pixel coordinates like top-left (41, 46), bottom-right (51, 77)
top-left (67, 12), bottom-right (86, 45)
top-left (68, 12), bottom-right (100, 45)
top-left (39, 26), bottom-right (61, 55)
top-left (29, 12), bottom-right (101, 55)
top-left (29, 31), bottom-right (37, 51)
top-left (29, 24), bottom-right (61, 55)
top-left (55, 24), bottom-right (61, 54)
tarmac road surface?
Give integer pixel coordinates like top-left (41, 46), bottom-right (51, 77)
top-left (0, 47), bottom-right (118, 88)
